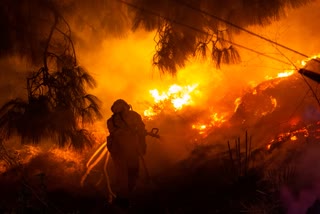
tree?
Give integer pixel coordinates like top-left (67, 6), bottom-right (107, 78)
top-left (0, 0), bottom-right (314, 148)
top-left (126, 0), bottom-right (313, 74)
top-left (0, 0), bottom-right (313, 74)
top-left (0, 0), bottom-right (101, 149)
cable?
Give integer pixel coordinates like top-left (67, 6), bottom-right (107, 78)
top-left (119, 0), bottom-right (320, 135)
top-left (118, 0), bottom-right (293, 66)
top-left (224, 40), bottom-right (292, 66)
top-left (173, 0), bottom-right (310, 59)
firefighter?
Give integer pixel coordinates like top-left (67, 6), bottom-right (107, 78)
top-left (106, 99), bottom-right (147, 208)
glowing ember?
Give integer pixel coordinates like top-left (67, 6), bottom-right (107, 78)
top-left (210, 112), bottom-right (227, 127)
top-left (270, 96), bottom-right (277, 108)
top-left (267, 144), bottom-right (271, 150)
top-left (191, 112), bottom-right (228, 136)
top-left (192, 124), bottom-right (208, 135)
top-left (234, 97), bottom-right (242, 112)
top-left (267, 127), bottom-right (309, 151)
top-left (252, 89), bottom-right (257, 95)
top-left (290, 135), bottom-right (297, 141)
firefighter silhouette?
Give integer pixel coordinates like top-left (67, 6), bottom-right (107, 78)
top-left (106, 99), bottom-right (147, 208)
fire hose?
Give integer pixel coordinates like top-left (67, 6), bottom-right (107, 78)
top-left (80, 128), bottom-right (160, 202)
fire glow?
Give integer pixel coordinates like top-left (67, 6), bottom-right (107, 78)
top-left (144, 83), bottom-right (199, 117)
top-left (266, 128), bottom-right (309, 151)
top-left (191, 112), bottom-right (227, 136)
top-left (143, 54), bottom-right (320, 143)
top-left (277, 70), bottom-right (294, 78)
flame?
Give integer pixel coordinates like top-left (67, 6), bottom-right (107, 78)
top-left (267, 127), bottom-right (309, 150)
top-left (210, 112), bottom-right (227, 127)
top-left (153, 84), bottom-right (198, 109)
top-left (265, 69), bottom-right (295, 80)
top-left (270, 96), bottom-right (277, 107)
top-left (192, 124), bottom-right (208, 135)
top-left (252, 89), bottom-right (257, 95)
top-left (143, 53), bottom-right (320, 145)
top-left (234, 97), bottom-right (242, 112)
top-left (144, 107), bottom-right (157, 118)
top-left (191, 112), bottom-right (228, 136)
top-left (277, 70), bottom-right (294, 78)
top-left (266, 54), bottom-right (320, 80)
top-left (144, 83), bottom-right (199, 117)
top-left (290, 135), bottom-right (297, 141)
top-left (300, 54), bottom-right (320, 66)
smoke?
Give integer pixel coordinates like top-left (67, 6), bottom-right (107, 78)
top-left (44, 0), bottom-right (320, 165)
top-left (0, 0), bottom-right (320, 180)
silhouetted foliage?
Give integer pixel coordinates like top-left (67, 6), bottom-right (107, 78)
top-left (0, 5), bottom-right (102, 150)
top-left (128, 0), bottom-right (313, 73)
top-left (0, 0), bottom-right (313, 75)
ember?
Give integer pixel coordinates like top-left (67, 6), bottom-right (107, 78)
top-left (266, 127), bottom-right (309, 151)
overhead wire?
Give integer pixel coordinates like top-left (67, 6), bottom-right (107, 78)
top-left (173, 0), bottom-right (310, 59)
top-left (118, 0), bottom-right (320, 113)
top-left (117, 0), bottom-right (294, 66)
top-left (118, 0), bottom-right (320, 140)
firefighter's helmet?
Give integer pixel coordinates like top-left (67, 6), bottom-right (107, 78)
top-left (111, 99), bottom-right (130, 113)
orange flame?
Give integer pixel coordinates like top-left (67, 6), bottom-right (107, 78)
top-left (277, 70), bottom-right (294, 78)
top-left (290, 135), bottom-right (297, 141)
top-left (144, 83), bottom-right (199, 117)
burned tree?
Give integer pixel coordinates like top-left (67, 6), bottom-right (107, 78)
top-left (0, 3), bottom-right (101, 150)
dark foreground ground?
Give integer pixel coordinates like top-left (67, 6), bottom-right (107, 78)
top-left (1, 140), bottom-right (320, 214)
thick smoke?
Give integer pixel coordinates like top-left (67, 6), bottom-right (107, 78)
top-left (1, 1), bottom-right (320, 210)
top-left (0, 0), bottom-right (319, 166)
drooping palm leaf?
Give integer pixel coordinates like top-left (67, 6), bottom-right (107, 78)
top-left (0, 8), bottom-right (102, 150)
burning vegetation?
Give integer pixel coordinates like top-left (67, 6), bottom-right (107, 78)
top-left (1, 0), bottom-right (320, 213)
top-left (2, 52), bottom-right (320, 213)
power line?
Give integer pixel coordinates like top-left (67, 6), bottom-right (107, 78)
top-left (118, 0), bottom-right (292, 66)
top-left (118, 0), bottom-right (320, 140)
top-left (223, 40), bottom-right (292, 66)
top-left (174, 0), bottom-right (310, 59)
